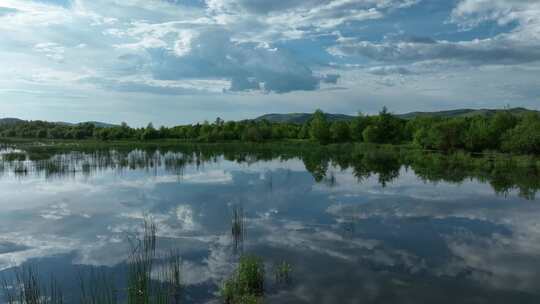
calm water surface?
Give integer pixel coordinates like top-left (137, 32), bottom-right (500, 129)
top-left (0, 146), bottom-right (539, 303)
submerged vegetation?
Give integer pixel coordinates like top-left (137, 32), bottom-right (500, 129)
top-left (1, 107), bottom-right (539, 155)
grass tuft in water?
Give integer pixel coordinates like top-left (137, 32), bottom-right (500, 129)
top-left (127, 218), bottom-right (157, 304)
top-left (273, 261), bottom-right (292, 286)
top-left (221, 256), bottom-right (264, 304)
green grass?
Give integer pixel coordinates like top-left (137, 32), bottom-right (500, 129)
top-left (221, 256), bottom-right (265, 304)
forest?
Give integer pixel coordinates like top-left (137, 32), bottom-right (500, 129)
top-left (1, 108), bottom-right (539, 155)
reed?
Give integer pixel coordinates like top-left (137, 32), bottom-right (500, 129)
top-left (231, 205), bottom-right (246, 253)
top-left (1, 265), bottom-right (64, 304)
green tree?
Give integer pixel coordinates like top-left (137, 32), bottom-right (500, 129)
top-left (140, 123), bottom-right (159, 140)
top-left (501, 113), bottom-right (540, 154)
top-left (349, 113), bottom-right (369, 141)
top-left (298, 123), bottom-right (310, 139)
top-left (309, 110), bottom-right (330, 144)
top-left (464, 117), bottom-right (492, 152)
top-left (330, 121), bottom-right (351, 142)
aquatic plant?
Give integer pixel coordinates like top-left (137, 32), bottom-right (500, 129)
top-left (127, 218), bottom-right (157, 304)
top-left (221, 256), bottom-right (265, 304)
top-left (1, 266), bottom-right (64, 304)
top-left (79, 269), bottom-right (117, 304)
top-left (273, 261), bottom-right (292, 285)
top-left (1, 218), bottom-right (183, 304)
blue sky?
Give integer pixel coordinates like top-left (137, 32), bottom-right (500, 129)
top-left (0, 0), bottom-right (539, 126)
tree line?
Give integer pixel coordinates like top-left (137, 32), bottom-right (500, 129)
top-left (1, 108), bottom-right (539, 154)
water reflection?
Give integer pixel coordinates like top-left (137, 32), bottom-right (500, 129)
top-left (0, 145), bottom-right (539, 303)
top-left (1, 146), bottom-right (539, 199)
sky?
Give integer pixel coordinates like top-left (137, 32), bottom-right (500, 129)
top-left (0, 0), bottom-right (539, 126)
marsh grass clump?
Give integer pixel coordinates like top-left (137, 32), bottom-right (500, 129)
top-left (221, 256), bottom-right (264, 304)
top-left (127, 218), bottom-right (157, 304)
top-left (153, 251), bottom-right (183, 304)
top-left (1, 266), bottom-right (64, 304)
top-left (273, 261), bottom-right (292, 285)
top-left (126, 219), bottom-right (183, 304)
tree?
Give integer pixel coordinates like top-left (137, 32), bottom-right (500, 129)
top-left (140, 123), bottom-right (159, 140)
top-left (489, 111), bottom-right (518, 149)
top-left (310, 110), bottom-right (330, 144)
top-left (298, 123), bottom-right (310, 139)
top-left (242, 126), bottom-right (263, 142)
top-left (362, 107), bottom-right (404, 144)
top-left (414, 119), bottom-right (467, 152)
top-left (350, 113), bottom-right (369, 141)
top-left (362, 125), bottom-right (380, 143)
top-left (464, 117), bottom-right (492, 152)
top-left (501, 113), bottom-right (540, 154)
top-left (330, 121), bottom-right (351, 142)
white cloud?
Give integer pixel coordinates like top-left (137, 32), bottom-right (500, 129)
top-left (34, 42), bottom-right (66, 62)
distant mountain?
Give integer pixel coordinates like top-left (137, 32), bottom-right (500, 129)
top-left (255, 113), bottom-right (355, 124)
top-left (397, 107), bottom-right (538, 120)
top-left (255, 107), bottom-right (538, 124)
top-left (0, 118), bottom-right (118, 128)
top-left (84, 121), bottom-right (119, 128)
top-left (0, 118), bottom-right (25, 125)
top-left (60, 121), bottom-right (119, 128)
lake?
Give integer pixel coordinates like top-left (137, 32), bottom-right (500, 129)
top-left (0, 144), bottom-right (539, 303)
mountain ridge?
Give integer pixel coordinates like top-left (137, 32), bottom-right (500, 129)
top-left (1, 107), bottom-right (538, 127)
top-left (0, 118), bottom-right (118, 128)
top-left (255, 107), bottom-right (538, 124)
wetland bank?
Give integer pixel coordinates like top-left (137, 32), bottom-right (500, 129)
top-left (0, 141), bottom-right (539, 303)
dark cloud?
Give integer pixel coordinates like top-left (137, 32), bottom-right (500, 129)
top-left (147, 30), bottom-right (323, 93)
top-left (367, 66), bottom-right (413, 76)
top-left (320, 73), bottom-right (340, 84)
top-left (331, 37), bottom-right (540, 65)
top-left (404, 36), bottom-right (437, 44)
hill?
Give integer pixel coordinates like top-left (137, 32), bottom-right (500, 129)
top-left (397, 107), bottom-right (537, 120)
top-left (0, 118), bottom-right (117, 128)
top-left (255, 113), bottom-right (355, 124)
top-left (0, 118), bottom-right (25, 125)
top-left (58, 121), bottom-right (119, 128)
top-left (254, 107), bottom-right (538, 124)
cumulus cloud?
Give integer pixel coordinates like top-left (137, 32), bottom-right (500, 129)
top-left (138, 29), bottom-right (324, 93)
